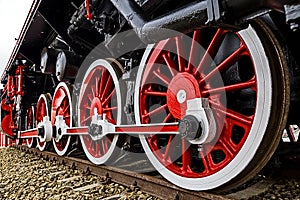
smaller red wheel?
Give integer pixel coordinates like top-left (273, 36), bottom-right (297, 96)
top-left (1, 100), bottom-right (15, 137)
top-left (36, 94), bottom-right (52, 151)
top-left (26, 106), bottom-right (37, 148)
top-left (78, 59), bottom-right (123, 165)
top-left (51, 82), bottom-right (74, 156)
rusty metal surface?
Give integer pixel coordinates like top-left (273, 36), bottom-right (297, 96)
top-left (16, 145), bottom-right (232, 200)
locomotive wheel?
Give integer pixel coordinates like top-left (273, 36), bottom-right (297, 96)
top-left (1, 99), bottom-right (15, 137)
top-left (51, 82), bottom-right (74, 156)
top-left (36, 93), bottom-right (52, 151)
top-left (78, 59), bottom-right (123, 165)
top-left (26, 106), bottom-right (37, 148)
top-left (135, 21), bottom-right (289, 191)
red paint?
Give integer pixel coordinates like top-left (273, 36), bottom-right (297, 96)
top-left (20, 129), bottom-right (38, 138)
top-left (115, 124), bottom-right (178, 133)
top-left (166, 73), bottom-right (200, 119)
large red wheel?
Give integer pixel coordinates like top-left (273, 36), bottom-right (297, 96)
top-left (135, 21), bottom-right (289, 191)
top-left (51, 82), bottom-right (74, 156)
top-left (26, 106), bottom-right (37, 148)
top-left (78, 59), bottom-right (122, 165)
top-left (36, 94), bottom-right (52, 151)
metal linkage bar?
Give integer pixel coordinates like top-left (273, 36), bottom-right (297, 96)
top-left (19, 116), bottom-right (52, 142)
top-left (19, 128), bottom-right (38, 138)
top-left (65, 127), bottom-right (89, 135)
top-left (115, 123), bottom-right (179, 134)
top-left (63, 123), bottom-right (179, 142)
top-left (18, 123), bottom-right (179, 139)
top-left (19, 98), bottom-right (215, 145)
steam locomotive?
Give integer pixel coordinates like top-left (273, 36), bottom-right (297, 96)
top-left (1, 0), bottom-right (300, 192)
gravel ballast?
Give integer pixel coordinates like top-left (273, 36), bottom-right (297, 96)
top-left (0, 147), bottom-right (160, 200)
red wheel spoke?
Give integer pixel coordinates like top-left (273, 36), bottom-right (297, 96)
top-left (181, 139), bottom-right (191, 172)
top-left (222, 117), bottom-right (251, 148)
top-left (175, 36), bottom-right (186, 72)
top-left (102, 138), bottom-right (109, 153)
top-left (106, 139), bottom-right (111, 152)
top-left (81, 116), bottom-right (92, 124)
top-left (82, 102), bottom-right (90, 110)
top-left (102, 89), bottom-right (116, 106)
top-left (163, 113), bottom-right (172, 123)
top-left (188, 30), bottom-right (201, 71)
top-left (87, 93), bottom-right (93, 102)
top-left (148, 135), bottom-right (158, 146)
top-left (202, 79), bottom-right (256, 96)
top-left (222, 109), bottom-right (252, 126)
top-left (101, 75), bottom-right (113, 100)
top-left (144, 90), bottom-right (167, 97)
top-left (200, 45), bottom-right (246, 84)
top-left (195, 29), bottom-right (226, 75)
top-left (103, 107), bottom-right (117, 112)
top-left (162, 53), bottom-right (177, 77)
top-left (99, 69), bottom-right (108, 97)
top-left (163, 135), bottom-right (175, 160)
top-left (218, 139), bottom-right (235, 158)
top-left (153, 70), bottom-right (171, 86)
top-left (41, 103), bottom-right (46, 117)
top-left (210, 101), bottom-right (253, 125)
top-left (63, 104), bottom-right (70, 113)
top-left (106, 139), bottom-right (111, 153)
top-left (226, 110), bottom-right (253, 126)
top-left (87, 138), bottom-right (93, 150)
top-left (142, 104), bottom-right (168, 119)
top-left (95, 141), bottom-right (100, 157)
top-left (91, 86), bottom-right (96, 98)
top-left (199, 149), bottom-right (210, 173)
top-left (95, 77), bottom-right (100, 97)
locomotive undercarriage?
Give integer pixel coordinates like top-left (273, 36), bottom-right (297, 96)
top-left (1, 0), bottom-right (300, 192)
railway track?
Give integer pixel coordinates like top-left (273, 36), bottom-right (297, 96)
top-left (2, 145), bottom-right (300, 200)
top-left (11, 145), bottom-right (230, 200)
